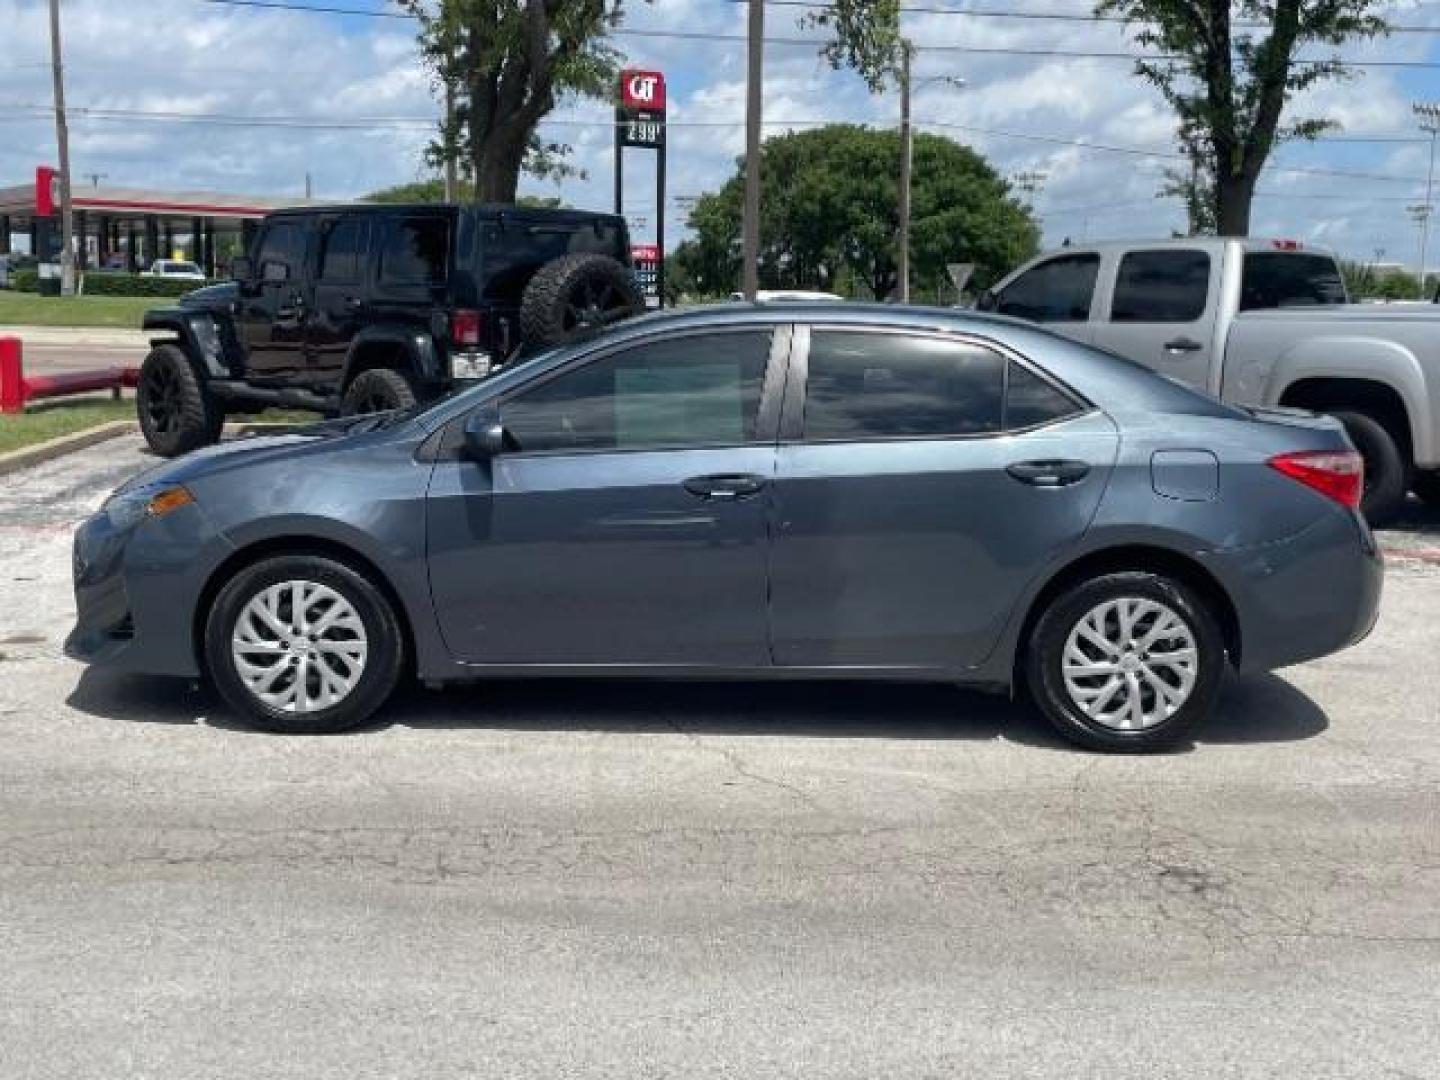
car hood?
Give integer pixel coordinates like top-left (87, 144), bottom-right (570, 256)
top-left (178, 280), bottom-right (239, 312)
top-left (112, 415), bottom-right (401, 497)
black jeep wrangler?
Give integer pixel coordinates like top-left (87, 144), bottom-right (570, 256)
top-left (137, 203), bottom-right (644, 456)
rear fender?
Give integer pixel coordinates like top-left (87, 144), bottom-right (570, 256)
top-left (341, 325), bottom-right (444, 390)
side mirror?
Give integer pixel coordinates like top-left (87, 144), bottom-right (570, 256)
top-left (463, 409), bottom-right (510, 460)
top-left (230, 256), bottom-right (253, 280)
top-left (260, 259), bottom-right (290, 284)
top-left (976, 288), bottom-right (998, 312)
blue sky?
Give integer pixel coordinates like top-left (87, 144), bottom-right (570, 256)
top-left (4, 0), bottom-right (1440, 268)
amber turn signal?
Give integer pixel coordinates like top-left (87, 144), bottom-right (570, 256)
top-left (146, 486), bottom-right (195, 518)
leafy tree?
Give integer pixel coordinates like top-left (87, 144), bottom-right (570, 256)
top-left (364, 178), bottom-right (562, 207)
top-left (1097, 1), bottom-right (1389, 236)
top-left (398, 1), bottom-right (635, 203)
top-left (1340, 260), bottom-right (1425, 301)
top-left (676, 125), bottom-right (1037, 300)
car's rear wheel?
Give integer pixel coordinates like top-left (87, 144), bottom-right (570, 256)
top-left (1025, 571), bottom-right (1225, 753)
top-left (205, 555), bottom-right (405, 734)
top-left (136, 343), bottom-right (223, 457)
top-left (1332, 410), bottom-right (1407, 526)
top-left (340, 367), bottom-right (417, 417)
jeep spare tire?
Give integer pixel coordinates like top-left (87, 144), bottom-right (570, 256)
top-left (520, 253), bottom-right (645, 348)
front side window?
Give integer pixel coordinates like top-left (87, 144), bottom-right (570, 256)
top-left (254, 219), bottom-right (308, 278)
top-left (994, 254), bottom-right (1100, 323)
top-left (319, 217), bottom-right (371, 283)
top-left (502, 331), bottom-right (772, 454)
top-left (1110, 249), bottom-right (1210, 323)
top-left (380, 216), bottom-right (449, 284)
top-left (803, 332), bottom-right (1006, 440)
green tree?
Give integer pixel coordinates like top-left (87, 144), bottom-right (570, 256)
top-left (1097, 1), bottom-right (1389, 236)
top-left (364, 178), bottom-right (562, 207)
top-left (398, 1), bottom-right (634, 203)
top-left (1341, 260), bottom-right (1424, 301)
top-left (678, 125), bottom-right (1037, 301)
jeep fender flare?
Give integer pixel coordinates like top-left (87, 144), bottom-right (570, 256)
top-left (141, 309), bottom-right (230, 379)
top-left (340, 326), bottom-right (443, 391)
top-left (1264, 337), bottom-right (1431, 466)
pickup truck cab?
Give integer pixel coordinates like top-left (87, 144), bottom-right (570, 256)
top-left (981, 238), bottom-right (1440, 522)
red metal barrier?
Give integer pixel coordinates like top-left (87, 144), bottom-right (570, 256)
top-left (0, 337), bottom-right (138, 414)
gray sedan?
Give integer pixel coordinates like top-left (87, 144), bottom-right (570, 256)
top-left (67, 304), bottom-right (1382, 751)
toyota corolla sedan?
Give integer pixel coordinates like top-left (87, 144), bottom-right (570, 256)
top-left (67, 304), bottom-right (1382, 751)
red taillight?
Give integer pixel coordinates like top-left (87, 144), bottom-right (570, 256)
top-left (1268, 450), bottom-right (1364, 509)
top-left (451, 309), bottom-right (483, 347)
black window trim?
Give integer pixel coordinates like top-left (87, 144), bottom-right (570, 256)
top-left (781, 323), bottom-right (1095, 447)
top-left (474, 323), bottom-right (793, 460)
top-left (1108, 247), bottom-right (1213, 325)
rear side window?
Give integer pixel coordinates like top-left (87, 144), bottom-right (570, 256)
top-left (319, 216), bottom-right (371, 283)
top-left (1111, 249), bottom-right (1210, 322)
top-left (477, 218), bottom-right (628, 301)
top-left (1005, 363), bottom-right (1083, 429)
top-left (803, 332), bottom-right (1006, 440)
top-left (381, 216), bottom-right (450, 284)
top-left (1241, 252), bottom-right (1348, 310)
top-left (994, 254), bottom-right (1099, 323)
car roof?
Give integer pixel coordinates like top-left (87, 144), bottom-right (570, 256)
top-left (264, 203), bottom-right (626, 225)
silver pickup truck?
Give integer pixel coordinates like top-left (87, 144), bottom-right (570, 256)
top-left (980, 238), bottom-right (1439, 523)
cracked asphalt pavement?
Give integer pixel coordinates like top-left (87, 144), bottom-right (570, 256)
top-left (1, 436), bottom-right (1438, 1079)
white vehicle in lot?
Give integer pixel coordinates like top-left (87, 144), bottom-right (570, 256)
top-left (145, 259), bottom-right (206, 281)
top-left (980, 238), bottom-right (1440, 522)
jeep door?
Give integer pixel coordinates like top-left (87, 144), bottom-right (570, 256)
top-left (425, 326), bottom-right (786, 667)
top-left (309, 214), bottom-right (373, 388)
top-left (235, 215), bottom-right (314, 384)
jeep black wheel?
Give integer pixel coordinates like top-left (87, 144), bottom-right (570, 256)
top-left (136, 343), bottom-right (223, 457)
top-left (519, 252), bottom-right (645, 349)
top-left (340, 368), bottom-right (417, 417)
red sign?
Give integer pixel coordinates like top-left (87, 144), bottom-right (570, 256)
top-left (631, 244), bottom-right (660, 263)
top-left (620, 69), bottom-right (666, 112)
top-left (35, 165), bottom-right (58, 216)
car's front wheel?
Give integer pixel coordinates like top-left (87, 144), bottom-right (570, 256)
top-left (205, 555), bottom-right (405, 734)
top-left (1025, 571), bottom-right (1225, 753)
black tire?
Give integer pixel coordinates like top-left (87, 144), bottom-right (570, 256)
top-left (1411, 470), bottom-right (1440, 509)
top-left (1332, 410), bottom-right (1408, 526)
top-left (136, 343), bottom-right (223, 457)
top-left (519, 252), bottom-right (645, 349)
top-left (1025, 571), bottom-right (1226, 753)
top-left (340, 367), bottom-right (417, 417)
top-left (205, 554), bottom-right (405, 734)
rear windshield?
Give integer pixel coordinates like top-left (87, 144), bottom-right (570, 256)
top-left (1240, 252), bottom-right (1347, 311)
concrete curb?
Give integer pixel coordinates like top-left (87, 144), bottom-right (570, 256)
top-left (0, 420), bottom-right (138, 478)
top-left (0, 419), bottom-right (298, 478)
top-left (0, 325), bottom-right (150, 349)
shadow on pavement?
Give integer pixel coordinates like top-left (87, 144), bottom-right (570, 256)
top-left (68, 666), bottom-right (1328, 752)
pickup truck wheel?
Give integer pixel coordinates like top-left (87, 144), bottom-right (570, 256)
top-left (136, 343), bottom-right (222, 457)
top-left (1412, 470), bottom-right (1440, 509)
top-left (519, 252), bottom-right (645, 348)
top-left (1332, 410), bottom-right (1407, 526)
top-left (340, 368), bottom-right (417, 416)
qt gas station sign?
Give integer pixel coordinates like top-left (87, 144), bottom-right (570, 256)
top-left (615, 69), bottom-right (666, 304)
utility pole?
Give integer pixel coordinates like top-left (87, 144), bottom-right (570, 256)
top-left (898, 43), bottom-right (913, 304)
top-left (443, 79), bottom-right (458, 202)
top-left (84, 172), bottom-right (106, 188)
top-left (741, 0), bottom-right (763, 301)
top-left (48, 0), bottom-right (76, 296)
top-left (1412, 102), bottom-right (1440, 288)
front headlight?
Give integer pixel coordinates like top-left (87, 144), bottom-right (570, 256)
top-left (103, 484), bottom-right (195, 530)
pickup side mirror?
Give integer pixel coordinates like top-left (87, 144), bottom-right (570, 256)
top-left (230, 256), bottom-right (253, 281)
top-left (463, 409), bottom-right (510, 460)
top-left (975, 288), bottom-right (998, 312)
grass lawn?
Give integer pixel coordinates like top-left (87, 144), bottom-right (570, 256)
top-left (0, 397), bottom-right (323, 455)
top-left (0, 292), bottom-right (154, 329)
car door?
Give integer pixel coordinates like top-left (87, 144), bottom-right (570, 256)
top-left (1090, 247), bottom-right (1218, 393)
top-left (425, 325), bottom-right (788, 667)
top-left (308, 214), bottom-right (373, 388)
top-left (989, 252), bottom-right (1102, 345)
top-left (234, 216), bottom-right (313, 384)
top-left (769, 326), bottom-right (1118, 671)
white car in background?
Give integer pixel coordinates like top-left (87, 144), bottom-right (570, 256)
top-left (146, 259), bottom-right (206, 282)
top-left (731, 289), bottom-right (845, 302)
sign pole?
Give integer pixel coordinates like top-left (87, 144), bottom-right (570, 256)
top-left (616, 68), bottom-right (667, 308)
top-left (656, 133), bottom-right (666, 308)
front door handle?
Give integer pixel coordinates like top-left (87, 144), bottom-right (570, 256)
top-left (683, 473), bottom-right (767, 501)
top-left (1006, 459), bottom-right (1091, 488)
top-left (1164, 337), bottom-right (1203, 354)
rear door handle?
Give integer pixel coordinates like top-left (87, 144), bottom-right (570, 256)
top-left (1164, 337), bottom-right (1203, 354)
top-left (1006, 459), bottom-right (1091, 488)
top-left (683, 473), bottom-right (767, 501)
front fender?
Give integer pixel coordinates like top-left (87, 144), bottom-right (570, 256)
top-left (142, 308), bottom-right (235, 379)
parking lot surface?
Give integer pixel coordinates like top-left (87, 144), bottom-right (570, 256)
top-left (1, 435), bottom-right (1437, 1079)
